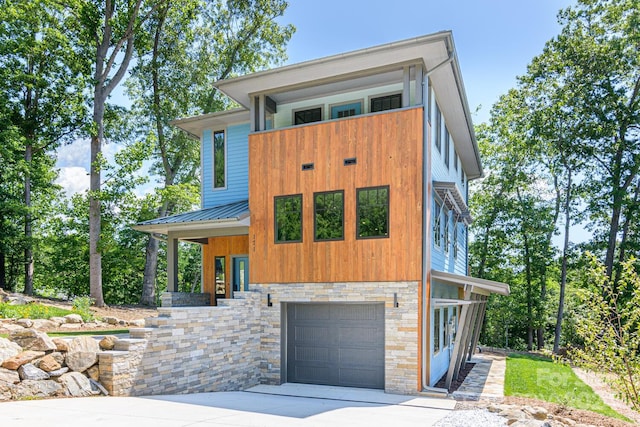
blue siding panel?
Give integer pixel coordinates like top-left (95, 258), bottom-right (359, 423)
top-left (429, 282), bottom-right (460, 386)
top-left (203, 123), bottom-right (250, 208)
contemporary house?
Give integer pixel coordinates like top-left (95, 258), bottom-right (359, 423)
top-left (134, 31), bottom-right (509, 394)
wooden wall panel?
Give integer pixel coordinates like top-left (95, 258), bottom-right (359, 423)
top-left (249, 107), bottom-right (424, 284)
top-left (202, 235), bottom-right (249, 304)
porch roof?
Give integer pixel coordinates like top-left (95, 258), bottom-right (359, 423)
top-left (132, 200), bottom-right (250, 235)
top-left (431, 269), bottom-right (510, 296)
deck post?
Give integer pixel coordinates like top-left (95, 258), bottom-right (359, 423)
top-left (166, 235), bottom-right (179, 292)
top-left (468, 296), bottom-right (488, 361)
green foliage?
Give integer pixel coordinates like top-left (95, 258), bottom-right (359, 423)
top-left (275, 195), bottom-right (302, 242)
top-left (71, 295), bottom-right (94, 322)
top-left (0, 302), bottom-right (74, 319)
top-left (570, 255), bottom-right (640, 411)
top-left (505, 353), bottom-right (627, 420)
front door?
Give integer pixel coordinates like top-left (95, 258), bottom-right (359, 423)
top-left (232, 257), bottom-right (249, 294)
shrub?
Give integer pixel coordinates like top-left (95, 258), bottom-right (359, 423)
top-left (72, 296), bottom-right (95, 322)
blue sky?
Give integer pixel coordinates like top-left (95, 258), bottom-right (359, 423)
top-left (56, 1), bottom-right (575, 194)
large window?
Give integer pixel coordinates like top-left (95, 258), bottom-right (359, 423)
top-left (294, 107), bottom-right (322, 125)
top-left (275, 194), bottom-right (303, 243)
top-left (453, 223), bottom-right (459, 259)
top-left (356, 186), bottom-right (389, 239)
top-left (314, 190), bottom-right (344, 241)
top-left (215, 256), bottom-right (225, 297)
top-left (444, 129), bottom-right (450, 169)
top-left (433, 199), bottom-right (442, 247)
top-left (370, 93), bottom-right (402, 113)
top-left (213, 130), bottom-right (225, 189)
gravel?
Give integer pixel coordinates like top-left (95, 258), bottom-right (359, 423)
top-left (433, 408), bottom-right (507, 427)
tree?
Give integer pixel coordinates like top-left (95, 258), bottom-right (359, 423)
top-left (0, 0), bottom-right (86, 294)
top-left (127, 0), bottom-right (294, 305)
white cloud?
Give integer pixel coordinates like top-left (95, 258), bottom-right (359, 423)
top-left (56, 167), bottom-right (90, 196)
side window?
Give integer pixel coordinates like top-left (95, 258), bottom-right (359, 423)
top-left (213, 130), bottom-right (225, 189)
top-left (331, 101), bottom-right (362, 119)
top-left (274, 194), bottom-right (303, 243)
top-left (434, 103), bottom-right (442, 153)
top-left (444, 307), bottom-right (450, 347)
top-left (443, 209), bottom-right (450, 253)
top-left (433, 199), bottom-right (442, 247)
top-left (215, 256), bottom-right (225, 297)
top-left (444, 129), bottom-right (450, 169)
top-left (454, 151), bottom-right (458, 171)
top-left (314, 190), bottom-right (344, 241)
top-left (294, 107), bottom-right (322, 125)
top-left (453, 222), bottom-right (459, 259)
top-left (356, 186), bottom-right (389, 239)
top-left (370, 93), bottom-right (402, 113)
top-left (434, 308), bottom-right (441, 354)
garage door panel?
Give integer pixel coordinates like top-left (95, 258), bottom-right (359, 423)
top-left (287, 303), bottom-right (384, 389)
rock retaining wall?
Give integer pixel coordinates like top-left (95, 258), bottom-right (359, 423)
top-left (100, 292), bottom-right (261, 396)
top-left (160, 292), bottom-right (211, 307)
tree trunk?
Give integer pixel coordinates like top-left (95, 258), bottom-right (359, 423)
top-left (89, 92), bottom-right (105, 307)
top-left (0, 252), bottom-right (6, 291)
top-left (23, 144), bottom-right (34, 295)
top-left (554, 168), bottom-right (572, 354)
top-left (140, 236), bottom-right (159, 305)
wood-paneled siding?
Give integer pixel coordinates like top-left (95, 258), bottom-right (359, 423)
top-left (249, 107), bottom-right (424, 284)
top-left (202, 235), bottom-right (249, 304)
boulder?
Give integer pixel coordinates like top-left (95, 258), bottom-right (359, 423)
top-left (523, 406), bottom-right (549, 421)
top-left (15, 318), bottom-right (33, 328)
top-left (67, 336), bottom-right (100, 353)
top-left (18, 363), bottom-right (50, 381)
top-left (86, 364), bottom-right (100, 381)
top-left (52, 338), bottom-right (69, 352)
top-left (66, 351), bottom-right (98, 372)
top-left (0, 383), bottom-right (12, 401)
top-left (9, 329), bottom-right (56, 351)
top-left (89, 378), bottom-right (108, 396)
top-left (49, 316), bottom-right (67, 325)
top-left (59, 323), bottom-right (82, 330)
top-left (0, 367), bottom-right (20, 384)
top-left (64, 313), bottom-right (84, 324)
top-left (0, 337), bottom-right (22, 363)
top-left (11, 379), bottom-right (62, 399)
top-left (31, 319), bottom-right (61, 330)
top-left (99, 335), bottom-right (118, 350)
top-left (37, 354), bottom-right (62, 372)
top-left (1, 323), bottom-right (25, 332)
top-left (47, 367), bottom-right (69, 377)
top-left (129, 319), bottom-right (146, 327)
top-left (103, 316), bottom-right (119, 325)
top-left (1, 350), bottom-right (45, 370)
top-left (57, 372), bottom-right (93, 397)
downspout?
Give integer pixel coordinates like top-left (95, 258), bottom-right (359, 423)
top-left (421, 52), bottom-right (454, 391)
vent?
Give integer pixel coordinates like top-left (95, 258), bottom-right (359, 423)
top-left (344, 157), bottom-right (357, 166)
top-left (302, 163), bottom-right (314, 171)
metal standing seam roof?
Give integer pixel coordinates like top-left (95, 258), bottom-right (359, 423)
top-left (135, 200), bottom-right (249, 227)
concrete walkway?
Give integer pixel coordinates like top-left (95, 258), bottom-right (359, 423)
top-left (1, 384), bottom-right (455, 427)
top-left (452, 352), bottom-right (506, 401)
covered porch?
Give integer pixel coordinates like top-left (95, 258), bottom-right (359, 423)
top-left (133, 200), bottom-right (250, 306)
top-left (429, 269), bottom-right (509, 391)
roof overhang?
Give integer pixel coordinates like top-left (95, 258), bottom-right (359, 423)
top-left (431, 269), bottom-right (510, 296)
top-left (214, 31), bottom-right (482, 179)
top-left (132, 216), bottom-right (250, 236)
top-left (170, 108), bottom-right (249, 139)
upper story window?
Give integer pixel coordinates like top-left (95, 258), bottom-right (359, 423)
top-left (331, 101), bottom-right (362, 119)
top-left (433, 199), bottom-right (442, 247)
top-left (314, 190), bottom-right (344, 241)
top-left (444, 129), bottom-right (450, 169)
top-left (275, 194), bottom-right (303, 243)
top-left (356, 186), bottom-right (389, 239)
top-left (434, 103), bottom-right (442, 153)
top-left (294, 107), bottom-right (322, 125)
top-left (443, 208), bottom-right (450, 253)
top-left (370, 93), bottom-right (402, 113)
top-left (454, 151), bottom-right (458, 171)
top-left (213, 130), bottom-right (226, 189)
top-left (453, 223), bottom-right (459, 259)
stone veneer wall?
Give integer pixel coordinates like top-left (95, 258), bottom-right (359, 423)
top-left (99, 292), bottom-right (261, 396)
top-left (160, 292), bottom-right (211, 307)
top-left (252, 282), bottom-right (420, 395)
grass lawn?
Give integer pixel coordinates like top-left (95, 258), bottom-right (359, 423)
top-left (505, 353), bottom-right (628, 421)
top-left (0, 302), bottom-right (76, 320)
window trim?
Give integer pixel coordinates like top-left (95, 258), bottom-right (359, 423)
top-left (368, 91), bottom-right (402, 114)
top-left (434, 102), bottom-right (442, 153)
top-left (314, 190), bottom-right (345, 242)
top-left (443, 208), bottom-right (450, 253)
top-left (292, 105), bottom-right (324, 125)
top-left (356, 185), bottom-right (390, 240)
top-left (453, 222), bottom-right (459, 259)
top-left (212, 129), bottom-right (227, 190)
top-left (274, 194), bottom-right (303, 244)
top-left (444, 128), bottom-right (450, 169)
top-left (434, 307), bottom-right (441, 354)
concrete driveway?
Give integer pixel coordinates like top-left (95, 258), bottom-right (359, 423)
top-left (1, 384), bottom-right (454, 427)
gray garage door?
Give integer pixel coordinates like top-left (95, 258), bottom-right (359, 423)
top-left (286, 303), bottom-right (384, 389)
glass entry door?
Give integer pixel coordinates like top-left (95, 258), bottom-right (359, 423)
top-left (232, 257), bottom-right (249, 294)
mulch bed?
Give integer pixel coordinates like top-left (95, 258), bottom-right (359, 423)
top-left (434, 362), bottom-right (475, 392)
